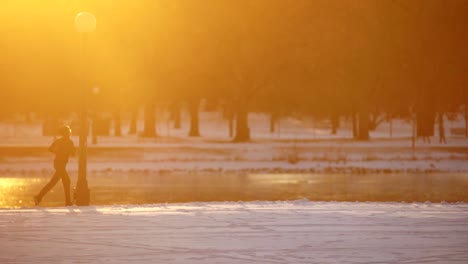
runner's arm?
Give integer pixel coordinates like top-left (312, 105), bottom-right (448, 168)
top-left (48, 141), bottom-right (57, 153)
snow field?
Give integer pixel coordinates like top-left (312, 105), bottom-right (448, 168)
top-left (1, 201), bottom-right (467, 263)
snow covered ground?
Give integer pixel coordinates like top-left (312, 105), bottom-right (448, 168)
top-left (1, 201), bottom-right (467, 263)
top-left (1, 115), bottom-right (467, 263)
top-left (2, 140), bottom-right (468, 174)
top-left (1, 113), bottom-right (468, 174)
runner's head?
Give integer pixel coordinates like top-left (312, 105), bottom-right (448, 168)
top-left (58, 126), bottom-right (72, 138)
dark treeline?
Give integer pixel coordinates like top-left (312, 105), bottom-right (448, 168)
top-left (1, 0), bottom-right (467, 141)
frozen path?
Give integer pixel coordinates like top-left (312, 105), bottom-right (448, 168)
top-left (1, 202), bottom-right (468, 263)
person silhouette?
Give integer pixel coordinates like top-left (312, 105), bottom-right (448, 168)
top-left (34, 126), bottom-right (75, 206)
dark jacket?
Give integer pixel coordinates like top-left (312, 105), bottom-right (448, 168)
top-left (49, 137), bottom-right (75, 163)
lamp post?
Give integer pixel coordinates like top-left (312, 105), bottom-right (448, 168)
top-left (74, 12), bottom-right (96, 206)
top-left (92, 86), bottom-right (100, 145)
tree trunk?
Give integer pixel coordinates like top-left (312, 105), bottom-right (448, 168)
top-left (270, 113), bottom-right (276, 133)
top-left (142, 102), bottom-right (156, 137)
top-left (188, 98), bottom-right (200, 137)
top-left (128, 107), bottom-right (138, 135)
top-left (357, 109), bottom-right (369, 141)
top-left (438, 111), bottom-right (446, 143)
top-left (352, 112), bottom-right (358, 139)
top-left (412, 112), bottom-right (416, 149)
top-left (228, 116), bottom-right (234, 138)
top-left (173, 102), bottom-right (181, 129)
top-left (389, 113), bottom-right (393, 139)
top-left (224, 104), bottom-right (234, 138)
top-left (91, 114), bottom-right (98, 144)
top-left (331, 114), bottom-right (339, 135)
top-left (114, 109), bottom-right (122, 137)
top-left (234, 109), bottom-right (250, 142)
top-left (465, 105), bottom-right (468, 138)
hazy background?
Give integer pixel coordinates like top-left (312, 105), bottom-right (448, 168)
top-left (1, 0), bottom-right (467, 142)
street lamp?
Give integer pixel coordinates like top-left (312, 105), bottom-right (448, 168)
top-left (74, 12), bottom-right (96, 206)
top-left (92, 86), bottom-right (100, 145)
top-left (75, 12), bottom-right (96, 33)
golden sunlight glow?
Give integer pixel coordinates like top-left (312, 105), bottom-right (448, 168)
top-left (0, 178), bottom-right (26, 189)
top-left (0, 1), bottom-right (467, 208)
top-left (75, 12), bottom-right (96, 33)
top-left (0, 178), bottom-right (36, 208)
